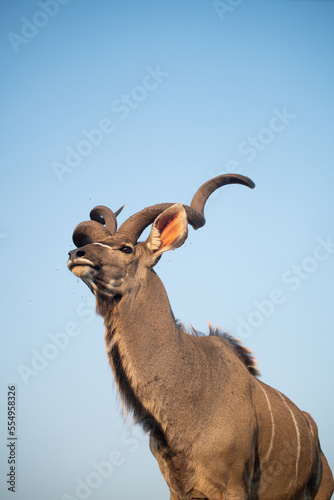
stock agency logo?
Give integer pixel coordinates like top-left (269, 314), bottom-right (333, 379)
top-left (7, 0), bottom-right (72, 54)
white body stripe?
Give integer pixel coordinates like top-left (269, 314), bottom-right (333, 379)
top-left (257, 382), bottom-right (275, 463)
top-left (277, 391), bottom-right (301, 487)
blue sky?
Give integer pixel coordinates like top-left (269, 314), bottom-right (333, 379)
top-left (1, 1), bottom-right (334, 499)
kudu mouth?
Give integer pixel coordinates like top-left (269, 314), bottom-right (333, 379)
top-left (67, 258), bottom-right (100, 271)
top-left (67, 249), bottom-right (101, 274)
top-left (67, 247), bottom-right (125, 299)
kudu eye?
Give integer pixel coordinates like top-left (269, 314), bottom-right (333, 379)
top-left (120, 245), bottom-right (133, 254)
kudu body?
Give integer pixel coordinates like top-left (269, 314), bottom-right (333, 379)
top-left (67, 174), bottom-right (333, 500)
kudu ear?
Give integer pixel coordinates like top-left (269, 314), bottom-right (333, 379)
top-left (146, 204), bottom-right (188, 257)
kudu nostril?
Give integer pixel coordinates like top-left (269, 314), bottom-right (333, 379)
top-left (76, 250), bottom-right (86, 258)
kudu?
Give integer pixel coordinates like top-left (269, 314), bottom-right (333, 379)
top-left (67, 174), bottom-right (333, 500)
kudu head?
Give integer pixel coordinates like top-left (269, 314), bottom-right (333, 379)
top-left (67, 174), bottom-right (255, 299)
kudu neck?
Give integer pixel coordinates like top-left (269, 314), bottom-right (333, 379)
top-left (98, 269), bottom-right (195, 438)
top-left (118, 269), bottom-right (180, 341)
top-left (96, 269), bottom-right (176, 328)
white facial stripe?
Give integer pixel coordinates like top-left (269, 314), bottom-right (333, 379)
top-left (257, 381), bottom-right (275, 463)
top-left (277, 391), bottom-right (301, 487)
top-left (92, 242), bottom-right (113, 250)
top-left (92, 242), bottom-right (134, 252)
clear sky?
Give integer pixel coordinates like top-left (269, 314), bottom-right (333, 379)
top-left (1, 1), bottom-right (333, 499)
